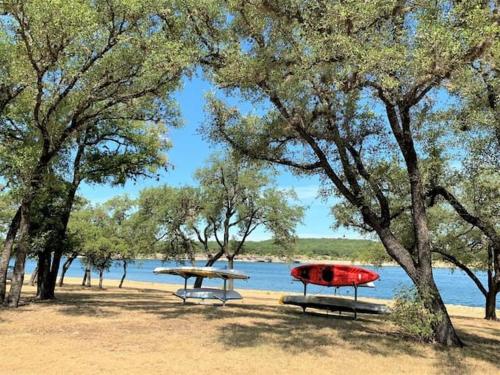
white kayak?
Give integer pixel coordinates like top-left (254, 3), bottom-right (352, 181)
top-left (174, 287), bottom-right (243, 301)
top-left (153, 266), bottom-right (249, 280)
top-left (280, 295), bottom-right (390, 315)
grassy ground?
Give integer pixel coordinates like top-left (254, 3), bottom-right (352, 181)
top-left (0, 279), bottom-right (499, 375)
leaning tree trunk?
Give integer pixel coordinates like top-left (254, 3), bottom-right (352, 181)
top-left (415, 271), bottom-right (462, 346)
top-left (29, 266), bottom-right (38, 286)
top-left (194, 250), bottom-right (224, 288)
top-left (376, 224), bottom-right (462, 346)
top-left (0, 207), bottom-right (22, 303)
top-left (118, 260), bottom-right (127, 288)
top-left (7, 203), bottom-right (32, 307)
top-left (59, 253), bottom-right (78, 287)
top-left (82, 261), bottom-right (91, 287)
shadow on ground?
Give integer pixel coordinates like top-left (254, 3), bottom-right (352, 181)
top-left (12, 284), bottom-right (500, 373)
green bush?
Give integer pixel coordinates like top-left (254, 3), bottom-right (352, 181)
top-left (391, 286), bottom-right (442, 342)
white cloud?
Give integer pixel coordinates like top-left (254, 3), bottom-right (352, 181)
top-left (280, 185), bottom-right (320, 201)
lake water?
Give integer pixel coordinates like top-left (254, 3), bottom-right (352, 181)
top-left (23, 258), bottom-right (498, 308)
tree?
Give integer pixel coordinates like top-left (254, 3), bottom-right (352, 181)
top-left (425, 49), bottom-right (500, 320)
top-left (32, 97), bottom-right (173, 300)
top-left (137, 154), bottom-right (304, 288)
top-left (136, 186), bottom-right (203, 263)
top-left (0, 0), bottom-right (193, 306)
top-left (102, 196), bottom-right (139, 288)
top-left (185, 0), bottom-right (497, 345)
top-left (69, 200), bottom-right (130, 289)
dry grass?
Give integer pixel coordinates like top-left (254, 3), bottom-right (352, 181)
top-left (0, 278), bottom-right (499, 375)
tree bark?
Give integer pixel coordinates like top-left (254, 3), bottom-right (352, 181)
top-left (227, 256), bottom-right (234, 290)
top-left (0, 207), bottom-right (22, 303)
top-left (98, 269), bottom-right (104, 289)
top-left (82, 269), bottom-right (87, 286)
top-left (36, 250), bottom-right (55, 299)
top-left (7, 202), bottom-right (32, 307)
top-left (375, 223), bottom-right (462, 345)
top-left (118, 260), bottom-right (127, 288)
top-left (29, 266), bottom-right (38, 286)
top-left (415, 272), bottom-right (463, 346)
top-left (485, 287), bottom-right (497, 320)
top-left (194, 250), bottom-right (224, 288)
top-left (59, 253), bottom-right (78, 287)
top-left (82, 260), bottom-right (91, 287)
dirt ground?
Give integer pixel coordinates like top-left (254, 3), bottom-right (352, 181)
top-left (0, 278), bottom-right (498, 375)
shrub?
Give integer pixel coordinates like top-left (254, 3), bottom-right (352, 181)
top-left (391, 286), bottom-right (443, 342)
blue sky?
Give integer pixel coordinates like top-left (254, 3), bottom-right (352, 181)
top-left (79, 74), bottom-right (365, 241)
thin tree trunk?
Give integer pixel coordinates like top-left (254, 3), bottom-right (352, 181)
top-left (7, 203), bottom-right (31, 307)
top-left (30, 266), bottom-right (38, 286)
top-left (82, 259), bottom-right (91, 287)
top-left (59, 253), bottom-right (78, 287)
top-left (82, 269), bottom-right (87, 286)
top-left (99, 269), bottom-right (104, 289)
top-left (485, 258), bottom-right (498, 320)
top-left (118, 260), bottom-right (127, 288)
top-left (227, 256), bottom-right (234, 290)
top-left (85, 267), bottom-right (91, 287)
top-left (0, 207), bottom-right (22, 303)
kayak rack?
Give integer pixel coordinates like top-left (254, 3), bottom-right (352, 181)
top-left (299, 280), bottom-right (360, 319)
top-left (175, 275), bottom-right (234, 305)
top-left (153, 266), bottom-right (249, 306)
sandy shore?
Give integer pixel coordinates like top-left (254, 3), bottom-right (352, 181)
top-left (0, 278), bottom-right (498, 375)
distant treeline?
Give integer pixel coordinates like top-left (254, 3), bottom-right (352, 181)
top-left (204, 238), bottom-right (390, 262)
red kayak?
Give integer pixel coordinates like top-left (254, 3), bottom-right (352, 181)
top-left (291, 264), bottom-right (379, 287)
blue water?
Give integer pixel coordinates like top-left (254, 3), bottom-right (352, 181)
top-left (22, 258), bottom-right (498, 308)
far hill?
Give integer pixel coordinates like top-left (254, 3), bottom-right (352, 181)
top-left (206, 237), bottom-right (390, 262)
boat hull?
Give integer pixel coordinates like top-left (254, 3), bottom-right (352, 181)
top-left (291, 264), bottom-right (379, 287)
top-left (154, 266), bottom-right (249, 280)
top-left (174, 288), bottom-right (243, 302)
top-left (281, 295), bottom-right (390, 315)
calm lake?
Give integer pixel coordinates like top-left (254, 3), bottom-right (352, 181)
top-left (23, 258), bottom-right (498, 308)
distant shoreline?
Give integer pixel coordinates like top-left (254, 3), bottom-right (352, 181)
top-left (133, 254), bottom-right (453, 269)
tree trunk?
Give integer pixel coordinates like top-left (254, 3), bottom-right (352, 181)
top-left (85, 267), bottom-right (91, 287)
top-left (7, 203), bottom-right (31, 307)
top-left (82, 260), bottom-right (91, 287)
top-left (39, 179), bottom-right (80, 298)
top-left (390, 108), bottom-right (461, 346)
top-left (227, 256), bottom-right (234, 290)
top-left (82, 270), bottom-right (87, 286)
top-left (415, 273), bottom-right (463, 346)
top-left (118, 260), bottom-right (127, 288)
top-left (59, 253), bottom-right (77, 287)
top-left (194, 251), bottom-right (224, 288)
top-left (376, 226), bottom-right (462, 346)
top-left (0, 207), bottom-right (22, 303)
top-left (98, 269), bottom-right (104, 289)
top-left (485, 263), bottom-right (498, 320)
top-left (485, 287), bottom-right (497, 320)
top-left (30, 266), bottom-right (38, 286)
top-left (37, 250), bottom-right (55, 300)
